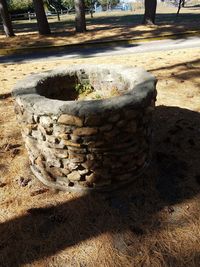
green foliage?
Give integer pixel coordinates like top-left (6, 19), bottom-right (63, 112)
top-left (46, 0), bottom-right (63, 11)
top-left (98, 0), bottom-right (119, 8)
top-left (85, 0), bottom-right (96, 9)
top-left (75, 82), bottom-right (94, 96)
top-left (7, 0), bottom-right (33, 13)
top-left (6, 0), bottom-right (100, 14)
top-left (93, 94), bottom-right (101, 99)
top-left (61, 0), bottom-right (74, 9)
top-left (61, 0), bottom-right (95, 10)
top-left (6, 0), bottom-right (119, 15)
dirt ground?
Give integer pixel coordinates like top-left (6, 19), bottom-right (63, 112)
top-left (0, 4), bottom-right (200, 51)
top-left (0, 47), bottom-right (200, 267)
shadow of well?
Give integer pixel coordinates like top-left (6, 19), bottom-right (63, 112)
top-left (0, 105), bottom-right (200, 266)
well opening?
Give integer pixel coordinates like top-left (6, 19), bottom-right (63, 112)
top-left (36, 70), bottom-right (124, 101)
top-left (36, 75), bottom-right (80, 101)
top-left (13, 65), bottom-right (157, 193)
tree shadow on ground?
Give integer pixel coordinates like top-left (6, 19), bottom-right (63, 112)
top-left (0, 105), bottom-right (200, 266)
top-left (1, 36), bottom-right (200, 65)
top-left (149, 58), bottom-right (200, 87)
top-left (0, 12), bottom-right (199, 48)
top-left (149, 58), bottom-right (200, 72)
top-left (2, 13), bottom-right (199, 34)
top-left (0, 41), bottom-right (140, 63)
top-left (185, 4), bottom-right (200, 10)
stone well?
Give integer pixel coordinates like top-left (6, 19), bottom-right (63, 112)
top-left (13, 65), bottom-right (157, 192)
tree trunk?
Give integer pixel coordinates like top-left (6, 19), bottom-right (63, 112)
top-left (56, 9), bottom-right (60, 21)
top-left (75, 0), bottom-right (86, 33)
top-left (33, 0), bottom-right (51, 35)
top-left (177, 0), bottom-right (184, 16)
top-left (0, 0), bottom-right (15, 37)
top-left (142, 0), bottom-right (157, 25)
top-left (90, 0), bottom-right (94, 18)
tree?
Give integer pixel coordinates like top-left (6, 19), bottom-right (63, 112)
top-left (74, 0), bottom-right (86, 33)
top-left (62, 0), bottom-right (74, 12)
top-left (142, 0), bottom-right (157, 25)
top-left (98, 0), bottom-right (119, 11)
top-left (47, 0), bottom-right (62, 21)
top-left (8, 0), bottom-right (33, 14)
top-left (33, 0), bottom-right (51, 35)
top-left (61, 0), bottom-right (95, 16)
top-left (0, 0), bottom-right (15, 37)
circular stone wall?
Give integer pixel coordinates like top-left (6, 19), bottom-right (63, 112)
top-left (12, 64), bottom-right (157, 192)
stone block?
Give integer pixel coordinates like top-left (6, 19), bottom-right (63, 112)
top-left (108, 113), bottom-right (120, 123)
top-left (40, 116), bottom-right (53, 127)
top-left (53, 124), bottom-right (74, 135)
top-left (58, 114), bottom-right (83, 127)
top-left (85, 173), bottom-right (96, 183)
top-left (61, 168), bottom-right (70, 176)
top-left (84, 115), bottom-right (102, 126)
top-left (61, 140), bottom-right (82, 148)
top-left (68, 146), bottom-right (87, 154)
top-left (46, 158), bottom-right (61, 168)
top-left (68, 152), bottom-right (85, 163)
top-left (46, 167), bottom-right (63, 177)
top-left (73, 127), bottom-right (98, 136)
top-left (54, 148), bottom-right (68, 159)
top-left (58, 133), bottom-right (71, 140)
top-left (99, 124), bottom-right (113, 132)
top-left (31, 130), bottom-right (44, 141)
top-left (67, 171), bottom-right (81, 181)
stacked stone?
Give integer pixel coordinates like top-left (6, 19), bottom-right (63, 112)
top-left (14, 103), bottom-right (155, 192)
top-left (13, 65), bottom-right (157, 192)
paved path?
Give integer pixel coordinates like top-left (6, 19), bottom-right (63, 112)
top-left (1, 35), bottom-right (200, 64)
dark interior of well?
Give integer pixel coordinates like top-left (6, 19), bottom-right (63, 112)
top-left (36, 75), bottom-right (81, 101)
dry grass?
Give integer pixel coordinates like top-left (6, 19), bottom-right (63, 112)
top-left (1, 47), bottom-right (200, 267)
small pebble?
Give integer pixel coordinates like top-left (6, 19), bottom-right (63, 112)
top-left (18, 177), bottom-right (31, 187)
top-left (0, 182), bottom-right (7, 188)
top-left (167, 206), bottom-right (175, 214)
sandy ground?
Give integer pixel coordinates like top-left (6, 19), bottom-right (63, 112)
top-left (0, 47), bottom-right (200, 267)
